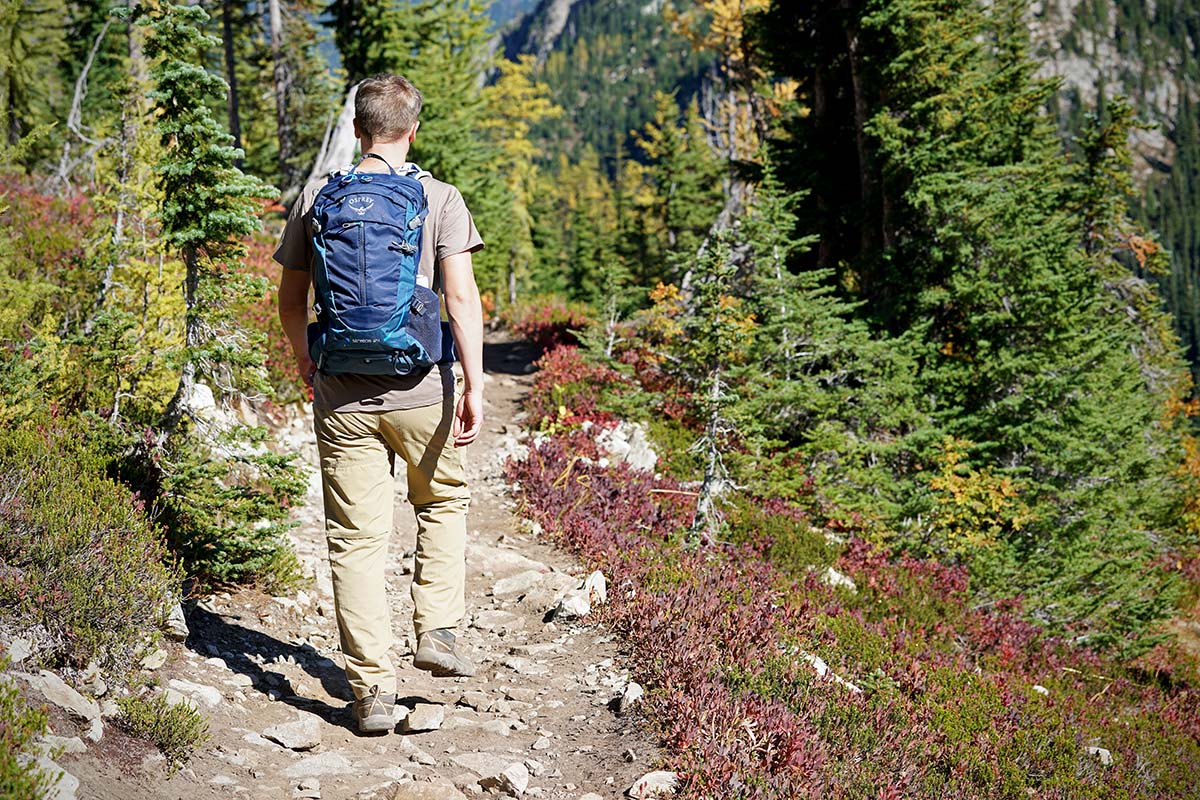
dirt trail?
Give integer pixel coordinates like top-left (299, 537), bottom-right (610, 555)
top-left (51, 335), bottom-right (659, 800)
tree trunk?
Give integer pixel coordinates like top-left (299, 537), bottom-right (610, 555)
top-left (222, 0), bottom-right (243, 162)
top-left (306, 86), bottom-right (359, 185)
top-left (268, 0), bottom-right (294, 188)
top-left (845, 22), bottom-right (877, 260)
top-left (811, 66), bottom-right (835, 270)
top-left (162, 247), bottom-right (202, 433)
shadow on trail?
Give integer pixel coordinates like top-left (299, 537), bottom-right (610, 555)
top-left (483, 339), bottom-right (540, 376)
top-left (184, 604), bottom-right (358, 732)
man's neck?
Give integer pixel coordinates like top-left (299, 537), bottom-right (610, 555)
top-left (360, 141), bottom-right (411, 171)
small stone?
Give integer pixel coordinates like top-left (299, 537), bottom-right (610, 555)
top-left (228, 674), bottom-right (254, 688)
top-left (263, 716), bottom-right (323, 751)
top-left (617, 681), bottom-right (644, 715)
top-left (582, 571), bottom-right (607, 606)
top-left (1086, 746), bottom-right (1113, 766)
top-left (140, 648), bottom-right (169, 671)
top-left (578, 795), bottom-right (604, 800)
top-left (294, 775), bottom-right (321, 798)
top-left (551, 590), bottom-right (591, 621)
top-left (450, 752), bottom-right (511, 782)
top-left (27, 671), bottom-right (100, 721)
top-left (472, 719), bottom-right (514, 737)
top-left (33, 756), bottom-right (79, 800)
top-left (493, 570), bottom-right (545, 598)
top-left (499, 762), bottom-right (530, 796)
top-left (502, 657), bottom-right (549, 677)
top-left (281, 752), bottom-right (353, 779)
top-left (458, 691), bottom-right (491, 710)
top-left (84, 717), bottom-right (103, 743)
top-left (164, 601), bottom-right (190, 641)
top-left (622, 748), bottom-right (637, 762)
top-left (531, 736), bottom-right (551, 751)
top-left (389, 782), bottom-right (468, 800)
top-left (819, 566), bottom-right (857, 593)
top-left (1032, 684), bottom-right (1049, 695)
top-left (242, 732), bottom-right (274, 747)
top-left (204, 657), bottom-right (228, 670)
top-left (402, 703), bottom-right (445, 733)
top-left (163, 688), bottom-right (198, 712)
top-left (167, 678), bottom-right (223, 708)
top-left (505, 687), bottom-right (537, 703)
top-left (7, 637), bottom-right (32, 663)
top-left (38, 735), bottom-right (87, 755)
top-left (523, 758), bottom-right (544, 776)
top-left (627, 771), bottom-right (679, 798)
top-left (211, 775), bottom-right (236, 786)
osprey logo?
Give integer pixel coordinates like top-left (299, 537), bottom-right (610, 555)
top-left (348, 195), bottom-right (375, 216)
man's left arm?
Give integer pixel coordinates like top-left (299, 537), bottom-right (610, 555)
top-left (278, 268), bottom-right (316, 387)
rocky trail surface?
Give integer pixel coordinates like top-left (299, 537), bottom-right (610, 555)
top-left (24, 336), bottom-right (662, 800)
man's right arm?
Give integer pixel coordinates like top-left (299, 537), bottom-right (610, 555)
top-left (278, 268), bottom-right (316, 387)
top-left (441, 249), bottom-right (484, 447)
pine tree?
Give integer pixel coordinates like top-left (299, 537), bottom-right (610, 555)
top-left (757, 0), bottom-right (1190, 650)
top-left (481, 55), bottom-right (562, 303)
top-left (731, 152), bottom-right (928, 517)
top-left (674, 231), bottom-right (755, 546)
top-left (633, 92), bottom-right (724, 283)
top-left (139, 1), bottom-right (303, 588)
top-left (0, 0), bottom-right (68, 154)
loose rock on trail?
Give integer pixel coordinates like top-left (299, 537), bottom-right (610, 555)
top-left (32, 335), bottom-right (660, 800)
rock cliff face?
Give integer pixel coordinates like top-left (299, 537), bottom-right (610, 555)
top-left (501, 0), bottom-right (588, 64)
top-left (1027, 0), bottom-right (1196, 183)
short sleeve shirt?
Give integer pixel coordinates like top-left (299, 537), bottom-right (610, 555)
top-left (273, 164), bottom-right (484, 412)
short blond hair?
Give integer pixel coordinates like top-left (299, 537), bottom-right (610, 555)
top-left (355, 74), bottom-right (423, 141)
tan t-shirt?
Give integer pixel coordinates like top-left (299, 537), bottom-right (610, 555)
top-left (273, 163), bottom-right (484, 412)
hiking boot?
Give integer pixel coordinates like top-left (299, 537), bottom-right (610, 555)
top-left (352, 685), bottom-right (395, 734)
top-left (413, 628), bottom-right (476, 677)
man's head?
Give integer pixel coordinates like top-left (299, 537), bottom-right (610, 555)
top-left (354, 74), bottom-right (423, 145)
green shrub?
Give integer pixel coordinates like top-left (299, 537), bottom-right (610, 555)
top-left (726, 497), bottom-right (839, 578)
top-left (116, 692), bottom-right (209, 774)
top-left (0, 419), bottom-right (182, 674)
top-left (0, 669), bottom-right (55, 799)
top-left (146, 422), bottom-right (305, 591)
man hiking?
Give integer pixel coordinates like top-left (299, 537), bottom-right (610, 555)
top-left (274, 73), bottom-right (485, 734)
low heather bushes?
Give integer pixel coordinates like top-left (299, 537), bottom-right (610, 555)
top-left (510, 436), bottom-right (1200, 798)
top-left (0, 419), bottom-right (181, 674)
top-left (507, 346), bottom-right (1200, 798)
top-left (0, 668), bottom-right (54, 798)
top-left (116, 692), bottom-right (209, 774)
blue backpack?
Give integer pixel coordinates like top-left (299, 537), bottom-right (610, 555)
top-left (307, 154), bottom-right (450, 376)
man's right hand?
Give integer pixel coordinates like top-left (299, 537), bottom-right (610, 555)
top-left (453, 388), bottom-right (483, 447)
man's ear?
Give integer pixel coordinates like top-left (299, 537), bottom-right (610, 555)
top-left (353, 118), bottom-right (361, 139)
top-left (409, 120), bottom-right (419, 143)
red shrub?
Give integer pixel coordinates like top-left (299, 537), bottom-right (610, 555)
top-left (524, 345), bottom-right (626, 428)
top-left (502, 296), bottom-right (593, 352)
top-left (507, 429), bottom-right (1200, 798)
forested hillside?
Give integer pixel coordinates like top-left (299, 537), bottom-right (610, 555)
top-left (2, 0), bottom-right (1200, 797)
top-left (1032, 0), bottom-right (1200, 374)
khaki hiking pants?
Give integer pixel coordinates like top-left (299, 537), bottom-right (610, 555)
top-left (314, 391), bottom-right (470, 700)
